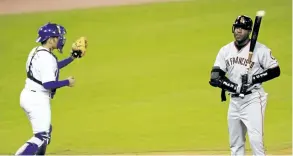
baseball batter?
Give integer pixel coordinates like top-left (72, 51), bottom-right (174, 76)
top-left (15, 23), bottom-right (87, 155)
top-left (209, 15), bottom-right (281, 155)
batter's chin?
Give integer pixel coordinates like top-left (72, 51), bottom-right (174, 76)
top-left (234, 37), bottom-right (247, 44)
top-left (236, 39), bottom-right (244, 43)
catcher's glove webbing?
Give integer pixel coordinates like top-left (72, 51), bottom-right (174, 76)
top-left (71, 37), bottom-right (88, 58)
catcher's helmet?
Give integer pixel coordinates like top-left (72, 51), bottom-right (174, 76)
top-left (36, 22), bottom-right (67, 52)
top-left (232, 15), bottom-right (253, 33)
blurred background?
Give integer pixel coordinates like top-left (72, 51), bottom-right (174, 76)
top-left (0, 0), bottom-right (291, 154)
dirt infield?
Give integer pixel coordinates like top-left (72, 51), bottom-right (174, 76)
top-left (0, 0), bottom-right (181, 15)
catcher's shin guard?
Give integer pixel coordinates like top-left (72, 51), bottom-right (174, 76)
top-left (36, 125), bottom-right (52, 155)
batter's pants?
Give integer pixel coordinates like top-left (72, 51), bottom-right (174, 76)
top-left (228, 90), bottom-right (267, 156)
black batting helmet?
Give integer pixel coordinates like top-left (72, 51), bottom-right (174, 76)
top-left (232, 15), bottom-right (253, 33)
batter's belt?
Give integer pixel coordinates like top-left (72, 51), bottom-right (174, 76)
top-left (231, 91), bottom-right (252, 98)
top-left (221, 89), bottom-right (253, 101)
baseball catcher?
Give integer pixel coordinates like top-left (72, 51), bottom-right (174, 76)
top-left (15, 22), bottom-right (88, 155)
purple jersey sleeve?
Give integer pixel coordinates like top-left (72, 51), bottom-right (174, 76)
top-left (43, 80), bottom-right (69, 90)
top-left (58, 57), bottom-right (74, 69)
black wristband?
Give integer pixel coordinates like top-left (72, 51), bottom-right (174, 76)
top-left (219, 77), bottom-right (238, 92)
top-left (72, 50), bottom-right (82, 58)
top-left (252, 66), bottom-right (280, 84)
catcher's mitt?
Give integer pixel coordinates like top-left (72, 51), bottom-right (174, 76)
top-left (71, 37), bottom-right (88, 58)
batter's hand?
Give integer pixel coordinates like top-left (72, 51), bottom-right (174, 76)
top-left (67, 76), bottom-right (75, 87)
top-left (241, 74), bottom-right (254, 84)
top-left (238, 83), bottom-right (254, 94)
top-left (71, 37), bottom-right (88, 58)
top-left (240, 84), bottom-right (249, 94)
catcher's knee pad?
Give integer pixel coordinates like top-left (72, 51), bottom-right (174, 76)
top-left (26, 132), bottom-right (49, 148)
top-left (35, 131), bottom-right (50, 145)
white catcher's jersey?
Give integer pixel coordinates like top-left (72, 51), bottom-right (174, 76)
top-left (24, 46), bottom-right (58, 93)
top-left (214, 41), bottom-right (278, 91)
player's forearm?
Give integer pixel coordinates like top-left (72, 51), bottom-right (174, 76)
top-left (252, 66), bottom-right (280, 84)
top-left (43, 80), bottom-right (69, 90)
top-left (218, 77), bottom-right (239, 93)
top-left (209, 66), bottom-right (238, 93)
top-left (57, 57), bottom-right (74, 69)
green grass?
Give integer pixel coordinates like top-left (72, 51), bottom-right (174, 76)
top-left (0, 0), bottom-right (291, 154)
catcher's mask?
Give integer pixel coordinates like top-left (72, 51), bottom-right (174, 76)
top-left (36, 22), bottom-right (67, 53)
top-left (232, 15), bottom-right (253, 33)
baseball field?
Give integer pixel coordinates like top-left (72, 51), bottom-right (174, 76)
top-left (0, 0), bottom-right (291, 154)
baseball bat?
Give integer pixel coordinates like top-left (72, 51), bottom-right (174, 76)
top-left (239, 10), bottom-right (265, 98)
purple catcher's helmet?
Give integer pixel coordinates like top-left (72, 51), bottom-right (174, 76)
top-left (36, 22), bottom-right (67, 52)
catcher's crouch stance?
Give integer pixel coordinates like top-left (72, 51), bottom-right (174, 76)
top-left (15, 22), bottom-right (87, 155)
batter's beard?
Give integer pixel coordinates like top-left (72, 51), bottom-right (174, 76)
top-left (235, 36), bottom-right (250, 46)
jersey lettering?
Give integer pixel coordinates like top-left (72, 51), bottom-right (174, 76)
top-left (225, 56), bottom-right (255, 68)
